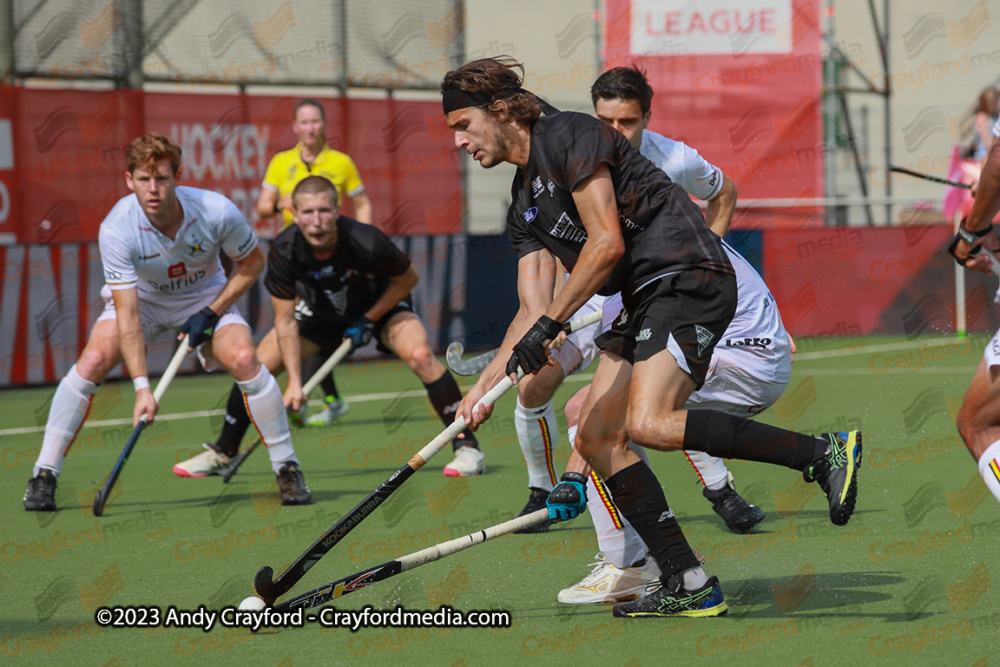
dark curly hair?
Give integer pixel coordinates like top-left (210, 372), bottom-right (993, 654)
top-left (441, 56), bottom-right (542, 125)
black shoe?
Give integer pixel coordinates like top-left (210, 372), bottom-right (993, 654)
top-left (703, 474), bottom-right (765, 534)
top-left (276, 463), bottom-right (312, 506)
top-left (804, 431), bottom-right (862, 526)
top-left (514, 487), bottom-right (553, 534)
top-left (612, 574), bottom-right (728, 618)
top-left (24, 470), bottom-right (57, 511)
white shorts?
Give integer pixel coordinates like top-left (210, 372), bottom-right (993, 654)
top-left (601, 292), bottom-right (790, 417)
top-left (687, 346), bottom-right (789, 417)
top-left (551, 294), bottom-right (604, 376)
top-left (97, 285), bottom-right (248, 369)
top-left (986, 329), bottom-right (1000, 369)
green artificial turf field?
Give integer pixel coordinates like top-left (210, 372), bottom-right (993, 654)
top-left (2, 334), bottom-right (998, 665)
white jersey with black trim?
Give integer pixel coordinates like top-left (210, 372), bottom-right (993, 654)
top-left (639, 129), bottom-right (724, 201)
top-left (99, 186), bottom-right (257, 297)
top-left (716, 240), bottom-right (791, 383)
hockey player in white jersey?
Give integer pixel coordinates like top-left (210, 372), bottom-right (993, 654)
top-left (23, 132), bottom-right (311, 511)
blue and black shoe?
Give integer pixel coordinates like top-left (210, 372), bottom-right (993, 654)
top-left (804, 430), bottom-right (862, 526)
top-left (612, 574), bottom-right (728, 618)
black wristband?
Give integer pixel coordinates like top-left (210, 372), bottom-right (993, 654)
top-left (957, 220), bottom-right (992, 244)
top-left (560, 472), bottom-right (588, 485)
top-left (273, 200), bottom-right (281, 214)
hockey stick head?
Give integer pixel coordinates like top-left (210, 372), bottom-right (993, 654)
top-left (445, 342), bottom-right (467, 373)
top-left (221, 458), bottom-right (242, 484)
top-left (254, 565), bottom-right (276, 603)
top-left (446, 342), bottom-right (497, 376)
top-left (92, 491), bottom-right (105, 517)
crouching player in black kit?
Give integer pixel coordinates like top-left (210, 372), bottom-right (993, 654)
top-left (174, 175), bottom-right (482, 488)
top-left (444, 57), bottom-right (862, 618)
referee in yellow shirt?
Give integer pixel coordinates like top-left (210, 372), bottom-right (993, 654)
top-left (256, 99), bottom-right (373, 425)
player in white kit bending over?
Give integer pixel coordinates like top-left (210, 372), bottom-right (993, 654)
top-left (23, 132), bottom-right (311, 511)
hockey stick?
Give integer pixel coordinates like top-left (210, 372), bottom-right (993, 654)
top-left (221, 338), bottom-right (353, 484)
top-left (446, 310), bottom-right (603, 376)
top-left (273, 509), bottom-right (551, 610)
top-left (93, 336), bottom-right (190, 517)
top-left (888, 165), bottom-right (972, 189)
top-left (253, 372), bottom-right (521, 605)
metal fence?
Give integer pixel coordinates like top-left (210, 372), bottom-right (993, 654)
top-left (9, 0), bottom-right (464, 89)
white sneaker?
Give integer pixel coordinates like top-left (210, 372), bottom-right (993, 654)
top-left (306, 397), bottom-right (350, 426)
top-left (442, 446), bottom-right (486, 477)
top-left (557, 553), bottom-right (661, 604)
top-left (173, 443), bottom-right (231, 477)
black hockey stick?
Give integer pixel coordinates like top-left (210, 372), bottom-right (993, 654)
top-left (272, 509), bottom-right (551, 610)
top-left (93, 336), bottom-right (190, 517)
top-left (446, 310), bottom-right (602, 376)
top-left (888, 165), bottom-right (971, 189)
top-left (222, 338), bottom-right (352, 483)
top-left (253, 373), bottom-right (521, 605)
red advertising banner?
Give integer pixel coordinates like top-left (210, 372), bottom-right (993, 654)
top-left (604, 0), bottom-right (824, 229)
top-left (0, 87), bottom-right (461, 244)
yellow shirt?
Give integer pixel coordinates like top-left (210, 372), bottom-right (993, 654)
top-left (262, 144), bottom-right (366, 228)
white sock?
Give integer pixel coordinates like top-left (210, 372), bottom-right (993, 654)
top-left (682, 566), bottom-right (708, 590)
top-left (237, 367), bottom-right (298, 473)
top-left (977, 440), bottom-right (1000, 504)
top-left (515, 397), bottom-right (558, 492)
top-left (35, 364), bottom-right (97, 477)
top-left (684, 450), bottom-right (729, 490)
top-left (580, 435), bottom-right (650, 569)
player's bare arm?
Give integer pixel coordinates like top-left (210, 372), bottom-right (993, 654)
top-left (563, 445), bottom-right (593, 478)
top-left (545, 165), bottom-right (624, 323)
top-left (458, 249), bottom-right (557, 428)
top-left (705, 175), bottom-right (737, 237)
top-left (955, 140), bottom-right (1000, 273)
top-left (364, 264), bottom-right (418, 324)
top-left (256, 188), bottom-right (281, 219)
top-left (350, 191), bottom-right (373, 225)
top-left (111, 287), bottom-right (157, 426)
top-left (271, 295), bottom-right (304, 410)
top-left (204, 245), bottom-right (266, 318)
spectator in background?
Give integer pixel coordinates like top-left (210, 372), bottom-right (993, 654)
top-left (969, 88), bottom-right (1000, 162)
top-left (256, 99), bottom-right (374, 426)
top-left (946, 87), bottom-right (1000, 220)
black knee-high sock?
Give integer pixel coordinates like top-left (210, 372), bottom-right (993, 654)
top-left (424, 371), bottom-right (479, 452)
top-left (684, 410), bottom-right (826, 471)
top-left (320, 372), bottom-right (339, 400)
top-left (605, 462), bottom-right (699, 581)
top-left (214, 383), bottom-right (252, 457)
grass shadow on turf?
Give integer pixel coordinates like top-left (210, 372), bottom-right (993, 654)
top-left (287, 463), bottom-right (522, 478)
top-left (725, 571), bottom-right (909, 620)
top-left (681, 507), bottom-right (882, 529)
top-left (86, 484), bottom-right (351, 515)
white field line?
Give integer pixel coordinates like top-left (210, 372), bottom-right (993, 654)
top-left (0, 336), bottom-right (977, 438)
top-left (792, 336), bottom-right (976, 361)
